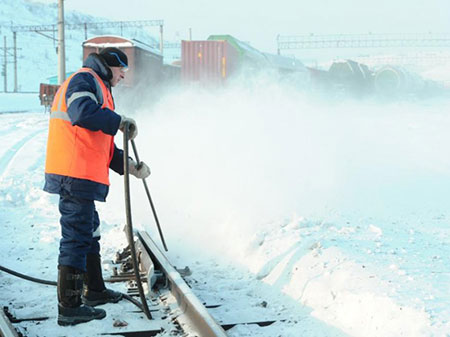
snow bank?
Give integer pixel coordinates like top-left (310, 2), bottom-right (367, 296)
top-left (244, 219), bottom-right (432, 337)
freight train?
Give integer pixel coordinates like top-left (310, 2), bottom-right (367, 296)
top-left (373, 65), bottom-right (445, 97)
top-left (39, 35), bottom-right (180, 108)
top-left (39, 34), bottom-right (445, 108)
top-left (181, 34), bottom-right (308, 84)
top-left (39, 34), bottom-right (309, 108)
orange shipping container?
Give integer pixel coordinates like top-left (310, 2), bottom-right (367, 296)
top-left (181, 40), bottom-right (240, 84)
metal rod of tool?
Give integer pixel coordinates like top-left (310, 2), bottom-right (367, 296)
top-left (130, 139), bottom-right (168, 252)
top-left (123, 124), bottom-right (152, 319)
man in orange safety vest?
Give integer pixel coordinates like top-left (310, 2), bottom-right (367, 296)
top-left (44, 47), bottom-right (150, 326)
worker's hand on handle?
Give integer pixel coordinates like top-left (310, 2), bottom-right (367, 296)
top-left (119, 115), bottom-right (138, 140)
top-left (128, 158), bottom-right (150, 179)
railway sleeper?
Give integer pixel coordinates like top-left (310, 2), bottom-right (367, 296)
top-left (1, 230), bottom-right (280, 336)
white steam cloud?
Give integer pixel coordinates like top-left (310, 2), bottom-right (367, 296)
top-left (107, 76), bottom-right (450, 256)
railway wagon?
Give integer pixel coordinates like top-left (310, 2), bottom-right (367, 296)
top-left (82, 35), bottom-right (164, 87)
top-left (207, 34), bottom-right (268, 69)
top-left (182, 34), bottom-right (307, 84)
top-left (181, 39), bottom-right (240, 84)
top-left (374, 65), bottom-right (427, 96)
top-left (39, 83), bottom-right (60, 110)
top-left (307, 66), bottom-right (332, 92)
top-left (39, 35), bottom-right (166, 108)
top-left (327, 59), bottom-right (374, 97)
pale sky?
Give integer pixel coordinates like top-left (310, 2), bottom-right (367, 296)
top-left (35, 0), bottom-right (450, 53)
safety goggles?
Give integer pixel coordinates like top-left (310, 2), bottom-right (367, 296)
top-left (110, 52), bottom-right (129, 72)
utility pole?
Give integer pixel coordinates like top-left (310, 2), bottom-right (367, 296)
top-left (189, 28), bottom-right (192, 41)
top-left (3, 36), bottom-right (7, 93)
top-left (1, 36), bottom-right (16, 92)
top-left (57, 0), bottom-right (66, 84)
top-left (276, 35), bottom-right (280, 55)
top-left (13, 32), bottom-right (17, 92)
top-left (159, 24), bottom-right (163, 55)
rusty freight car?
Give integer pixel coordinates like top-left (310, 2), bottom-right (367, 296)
top-left (39, 83), bottom-right (60, 111)
top-left (82, 35), bottom-right (164, 87)
top-left (39, 35), bottom-right (167, 109)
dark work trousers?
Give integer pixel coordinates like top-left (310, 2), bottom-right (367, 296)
top-left (58, 194), bottom-right (101, 271)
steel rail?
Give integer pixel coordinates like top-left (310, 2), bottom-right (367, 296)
top-left (0, 309), bottom-right (19, 337)
top-left (137, 231), bottom-right (228, 337)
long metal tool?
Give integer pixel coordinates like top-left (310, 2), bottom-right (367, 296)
top-left (130, 139), bottom-right (168, 251)
top-left (123, 124), bottom-right (152, 319)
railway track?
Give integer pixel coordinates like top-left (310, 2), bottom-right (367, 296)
top-left (0, 118), bottom-right (281, 337)
top-left (0, 230), bottom-right (226, 336)
top-left (1, 229), bottom-right (281, 336)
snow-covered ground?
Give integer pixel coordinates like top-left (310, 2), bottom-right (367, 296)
top-left (1, 78), bottom-right (450, 336)
top-left (132, 82), bottom-right (450, 336)
top-left (2, 1), bottom-right (450, 336)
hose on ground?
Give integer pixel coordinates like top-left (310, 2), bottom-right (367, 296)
top-left (0, 264), bottom-right (144, 311)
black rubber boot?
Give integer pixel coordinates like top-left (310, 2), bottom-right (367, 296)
top-left (57, 265), bottom-right (106, 326)
top-left (82, 254), bottom-right (123, 306)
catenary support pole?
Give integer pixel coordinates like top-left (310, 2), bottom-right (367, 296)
top-left (159, 24), bottom-right (163, 55)
top-left (13, 32), bottom-right (17, 92)
top-left (57, 0), bottom-right (66, 84)
top-left (3, 36), bottom-right (7, 93)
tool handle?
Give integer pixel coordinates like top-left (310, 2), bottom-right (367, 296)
top-left (130, 140), bottom-right (143, 170)
top-left (130, 139), bottom-right (168, 252)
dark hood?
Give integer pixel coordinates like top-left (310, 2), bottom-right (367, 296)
top-left (83, 53), bottom-right (112, 85)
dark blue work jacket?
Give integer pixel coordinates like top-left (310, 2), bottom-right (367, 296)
top-left (44, 54), bottom-right (124, 202)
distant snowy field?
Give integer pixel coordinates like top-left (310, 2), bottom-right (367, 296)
top-left (0, 93), bottom-right (43, 113)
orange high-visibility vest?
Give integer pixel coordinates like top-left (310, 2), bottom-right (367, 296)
top-left (45, 68), bottom-right (115, 185)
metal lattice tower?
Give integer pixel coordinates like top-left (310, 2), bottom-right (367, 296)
top-left (11, 19), bottom-right (164, 41)
top-left (277, 33), bottom-right (450, 53)
top-left (11, 20), bottom-right (163, 33)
